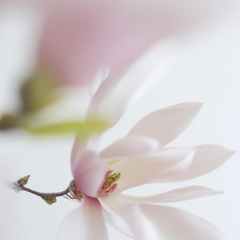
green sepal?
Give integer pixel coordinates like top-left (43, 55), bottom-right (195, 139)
top-left (17, 175), bottom-right (30, 185)
top-left (43, 195), bottom-right (57, 205)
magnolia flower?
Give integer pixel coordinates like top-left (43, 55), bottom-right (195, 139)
top-left (0, 2), bottom-right (239, 239)
top-left (56, 69), bottom-right (235, 240)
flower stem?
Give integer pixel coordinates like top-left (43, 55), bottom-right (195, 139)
top-left (14, 176), bottom-right (84, 204)
top-left (19, 183), bottom-right (71, 198)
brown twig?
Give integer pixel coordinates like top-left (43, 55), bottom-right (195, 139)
top-left (19, 183), bottom-right (71, 198)
top-left (14, 177), bottom-right (84, 204)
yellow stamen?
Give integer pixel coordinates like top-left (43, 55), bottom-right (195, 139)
top-left (101, 172), bottom-right (121, 193)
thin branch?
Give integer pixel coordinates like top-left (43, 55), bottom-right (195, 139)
top-left (14, 177), bottom-right (84, 204)
top-left (19, 183), bottom-right (71, 198)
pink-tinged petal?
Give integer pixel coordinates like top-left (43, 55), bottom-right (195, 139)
top-left (100, 136), bottom-right (159, 160)
top-left (87, 40), bottom-right (177, 126)
top-left (108, 147), bottom-right (194, 193)
top-left (152, 144), bottom-right (236, 183)
top-left (72, 150), bottom-right (107, 198)
top-left (99, 195), bottom-right (145, 240)
top-left (116, 186), bottom-right (222, 204)
top-left (56, 197), bottom-right (108, 240)
top-left (70, 140), bottom-right (87, 172)
top-left (71, 136), bottom-right (100, 173)
top-left (127, 102), bottom-right (203, 146)
top-left (139, 205), bottom-right (224, 240)
top-left (99, 196), bottom-right (224, 240)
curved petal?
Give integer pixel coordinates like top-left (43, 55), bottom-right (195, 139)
top-left (127, 102), bottom-right (203, 146)
top-left (87, 40), bottom-right (177, 126)
top-left (71, 136), bottom-right (101, 173)
top-left (108, 147), bottom-right (195, 193)
top-left (99, 196), bottom-right (145, 240)
top-left (72, 150), bottom-right (107, 197)
top-left (100, 136), bottom-right (159, 160)
top-left (152, 144), bottom-right (236, 183)
top-left (71, 140), bottom-right (87, 172)
top-left (116, 186), bottom-right (222, 204)
top-left (139, 205), bottom-right (225, 240)
top-left (99, 196), bottom-right (224, 240)
top-left (56, 197), bottom-right (108, 240)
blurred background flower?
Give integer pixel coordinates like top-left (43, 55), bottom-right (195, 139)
top-left (0, 0), bottom-right (240, 240)
top-left (0, 0), bottom-right (239, 135)
top-left (37, 0), bottom-right (236, 86)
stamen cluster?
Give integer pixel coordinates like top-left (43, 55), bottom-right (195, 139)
top-left (99, 170), bottom-right (121, 194)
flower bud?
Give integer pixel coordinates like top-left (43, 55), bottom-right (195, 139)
top-left (17, 175), bottom-right (30, 185)
top-left (42, 195), bottom-right (57, 205)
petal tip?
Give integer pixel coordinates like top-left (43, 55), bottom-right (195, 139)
top-left (187, 102), bottom-right (204, 111)
top-left (171, 101), bottom-right (204, 120)
top-left (223, 148), bottom-right (237, 158)
top-left (229, 150), bottom-right (237, 155)
top-left (213, 189), bottom-right (224, 195)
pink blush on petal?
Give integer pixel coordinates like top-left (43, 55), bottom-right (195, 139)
top-left (72, 150), bottom-right (107, 198)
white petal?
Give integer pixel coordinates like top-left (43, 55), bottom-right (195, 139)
top-left (127, 102), bottom-right (203, 146)
top-left (108, 147), bottom-right (194, 193)
top-left (99, 196), bottom-right (224, 240)
top-left (100, 136), bottom-right (159, 160)
top-left (87, 67), bottom-right (110, 100)
top-left (56, 197), bottom-right (108, 240)
top-left (87, 40), bottom-right (177, 126)
top-left (87, 63), bottom-right (130, 120)
top-left (116, 186), bottom-right (222, 204)
top-left (152, 144), bottom-right (235, 183)
top-left (98, 196), bottom-right (145, 240)
top-left (139, 205), bottom-right (224, 240)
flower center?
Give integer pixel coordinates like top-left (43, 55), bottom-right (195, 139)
top-left (99, 170), bottom-right (121, 194)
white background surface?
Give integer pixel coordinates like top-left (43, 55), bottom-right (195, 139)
top-left (0, 3), bottom-right (240, 240)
